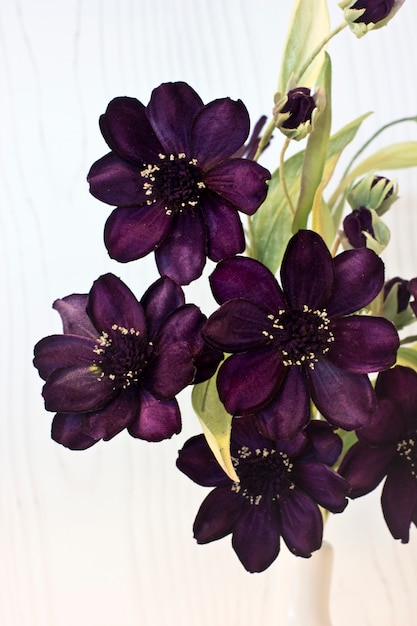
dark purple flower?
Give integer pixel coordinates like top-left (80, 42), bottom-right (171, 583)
top-left (384, 277), bottom-right (411, 313)
top-left (177, 417), bottom-right (349, 572)
top-left (34, 273), bottom-right (222, 449)
top-left (341, 0), bottom-right (405, 36)
top-left (279, 88), bottom-right (317, 130)
top-left (351, 0), bottom-right (395, 24)
top-left (203, 230), bottom-right (399, 439)
top-left (87, 82), bottom-right (271, 285)
top-left (408, 277), bottom-right (417, 318)
top-left (339, 366), bottom-right (417, 543)
top-left (343, 206), bottom-right (375, 248)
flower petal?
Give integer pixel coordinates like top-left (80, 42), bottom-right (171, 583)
top-left (338, 441), bottom-right (396, 497)
top-left (146, 82), bottom-right (203, 154)
top-left (280, 230), bottom-right (334, 310)
top-left (209, 256), bottom-right (286, 310)
top-left (308, 358), bottom-right (376, 430)
top-left (155, 210), bottom-right (206, 285)
top-left (34, 335), bottom-right (96, 380)
top-left (191, 98), bottom-right (250, 169)
top-left (203, 159), bottom-right (270, 215)
top-left (81, 386), bottom-right (139, 441)
top-left (382, 462), bottom-right (417, 542)
top-left (375, 365), bottom-right (417, 423)
top-left (104, 204), bottom-right (172, 262)
top-left (140, 276), bottom-right (185, 340)
top-left (128, 389), bottom-right (181, 441)
top-left (301, 421), bottom-right (343, 466)
top-left (87, 152), bottom-right (148, 206)
top-left (176, 434), bottom-right (231, 487)
top-left (327, 248), bottom-right (384, 317)
top-left (293, 463), bottom-right (348, 513)
top-left (329, 316), bottom-right (399, 373)
top-left (232, 505), bottom-right (281, 573)
top-left (356, 397), bottom-right (404, 445)
top-left (146, 341), bottom-right (195, 398)
top-left (255, 367), bottom-right (310, 440)
top-left (203, 299), bottom-right (271, 352)
top-left (201, 193), bottom-right (245, 261)
top-left (193, 487), bottom-right (243, 543)
top-left (51, 413), bottom-right (98, 450)
top-left (52, 295), bottom-right (96, 338)
top-left (99, 96), bottom-right (162, 163)
top-left (42, 365), bottom-right (116, 413)
top-left (217, 350), bottom-right (286, 415)
top-left (279, 489), bottom-right (322, 557)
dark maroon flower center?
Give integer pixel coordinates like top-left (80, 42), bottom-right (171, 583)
top-left (93, 324), bottom-right (149, 389)
top-left (232, 445), bottom-right (294, 504)
top-left (263, 306), bottom-right (334, 368)
top-left (141, 153), bottom-right (206, 215)
top-left (397, 435), bottom-right (417, 477)
top-left (351, 0), bottom-right (394, 24)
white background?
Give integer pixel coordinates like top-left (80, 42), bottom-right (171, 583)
top-left (1, 1), bottom-right (417, 624)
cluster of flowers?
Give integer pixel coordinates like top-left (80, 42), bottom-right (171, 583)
top-left (34, 0), bottom-right (417, 573)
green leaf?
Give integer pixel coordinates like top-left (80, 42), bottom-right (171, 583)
top-left (191, 371), bottom-right (239, 483)
top-left (278, 0), bottom-right (330, 92)
top-left (396, 346), bottom-right (417, 373)
top-left (293, 53), bottom-right (332, 232)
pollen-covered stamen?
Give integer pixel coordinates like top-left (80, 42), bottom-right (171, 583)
top-left (231, 447), bottom-right (295, 505)
top-left (92, 325), bottom-right (149, 390)
top-left (140, 152), bottom-right (206, 215)
top-left (397, 436), bottom-right (417, 477)
top-left (262, 305), bottom-right (334, 369)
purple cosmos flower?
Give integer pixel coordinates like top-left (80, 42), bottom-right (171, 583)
top-left (203, 230), bottom-right (399, 439)
top-left (177, 416), bottom-right (349, 572)
top-left (339, 365), bottom-right (417, 543)
top-left (279, 88), bottom-right (317, 130)
top-left (343, 206), bottom-right (375, 248)
top-left (351, 0), bottom-right (396, 24)
top-left (87, 82), bottom-right (271, 285)
top-left (340, 0), bottom-right (405, 36)
top-left (34, 273), bottom-right (222, 449)
top-left (384, 276), bottom-right (411, 313)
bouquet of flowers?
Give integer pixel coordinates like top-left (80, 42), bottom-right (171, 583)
top-left (33, 0), bottom-right (417, 576)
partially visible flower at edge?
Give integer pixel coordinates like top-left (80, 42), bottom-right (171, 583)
top-left (339, 0), bottom-right (406, 38)
top-left (203, 229), bottom-right (400, 440)
top-left (273, 86), bottom-right (323, 141)
top-left (339, 365), bottom-right (417, 543)
top-left (33, 273), bottom-right (222, 449)
top-left (87, 81), bottom-right (271, 285)
top-left (177, 416), bottom-right (349, 573)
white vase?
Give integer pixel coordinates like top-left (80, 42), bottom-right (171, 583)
top-left (283, 541), bottom-right (334, 626)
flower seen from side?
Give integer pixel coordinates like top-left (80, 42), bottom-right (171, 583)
top-left (33, 273), bottom-right (222, 449)
top-left (340, 0), bottom-right (406, 37)
top-left (87, 81), bottom-right (271, 285)
top-left (203, 229), bottom-right (399, 439)
top-left (339, 365), bottom-right (417, 543)
top-left (177, 416), bottom-right (349, 573)
top-left (273, 87), bottom-right (321, 141)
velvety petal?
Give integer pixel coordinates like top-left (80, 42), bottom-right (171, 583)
top-left (145, 341), bottom-right (195, 398)
top-left (308, 358), bottom-right (376, 430)
top-left (34, 335), bottom-right (96, 380)
top-left (154, 304), bottom-right (205, 356)
top-left (176, 434), bottom-right (232, 487)
top-left (42, 365), bottom-right (116, 413)
top-left (209, 256), bottom-right (286, 310)
top-left (51, 413), bottom-right (98, 450)
top-left (327, 248), bottom-right (385, 317)
top-left (140, 277), bottom-right (185, 340)
top-left (104, 204), bottom-right (172, 263)
top-left (338, 441), bottom-right (396, 497)
top-left (280, 230), bottom-right (334, 310)
top-left (87, 152), bottom-right (148, 206)
top-left (203, 299), bottom-right (271, 352)
top-left (128, 389), bottom-right (181, 441)
top-left (155, 210), bottom-right (206, 285)
top-left (192, 343), bottom-right (224, 385)
top-left (381, 462), bottom-right (417, 542)
top-left (146, 82), bottom-right (203, 154)
top-left (293, 463), bottom-right (349, 513)
top-left (87, 273), bottom-right (146, 339)
top-left (375, 365), bottom-right (417, 423)
top-left (232, 505), bottom-right (281, 573)
top-left (329, 316), bottom-right (399, 373)
top-left (53, 295), bottom-right (96, 338)
top-left (203, 159), bottom-right (270, 215)
top-left (300, 421), bottom-right (343, 466)
top-left (279, 489), bottom-right (323, 556)
top-left (190, 98), bottom-right (250, 169)
top-left (99, 96), bottom-right (162, 163)
top-left (231, 414), bottom-right (275, 451)
top-left (81, 386), bottom-right (139, 441)
top-left (200, 193), bottom-right (245, 261)
top-left (356, 398), bottom-right (405, 445)
top-left (255, 367), bottom-right (310, 440)
top-left (193, 487), bottom-right (243, 543)
top-left (217, 350), bottom-right (286, 415)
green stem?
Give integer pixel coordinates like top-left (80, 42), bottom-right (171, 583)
top-left (253, 117), bottom-right (276, 162)
top-left (400, 334), bottom-right (417, 346)
top-left (279, 138), bottom-right (295, 216)
top-left (294, 21), bottom-right (348, 85)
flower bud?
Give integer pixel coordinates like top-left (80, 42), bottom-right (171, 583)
top-left (347, 173), bottom-right (398, 216)
top-left (383, 277), bottom-right (416, 330)
top-left (339, 0), bottom-right (406, 38)
top-left (341, 204), bottom-right (390, 254)
top-left (273, 86), bottom-right (322, 141)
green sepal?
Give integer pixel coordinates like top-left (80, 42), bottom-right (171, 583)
top-left (191, 368), bottom-right (239, 483)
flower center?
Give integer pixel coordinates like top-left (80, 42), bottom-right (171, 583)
top-left (262, 305), bottom-right (334, 368)
top-left (92, 324), bottom-right (149, 390)
top-left (397, 436), bottom-right (417, 477)
top-left (231, 446), bottom-right (294, 505)
top-left (141, 153), bottom-right (206, 215)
